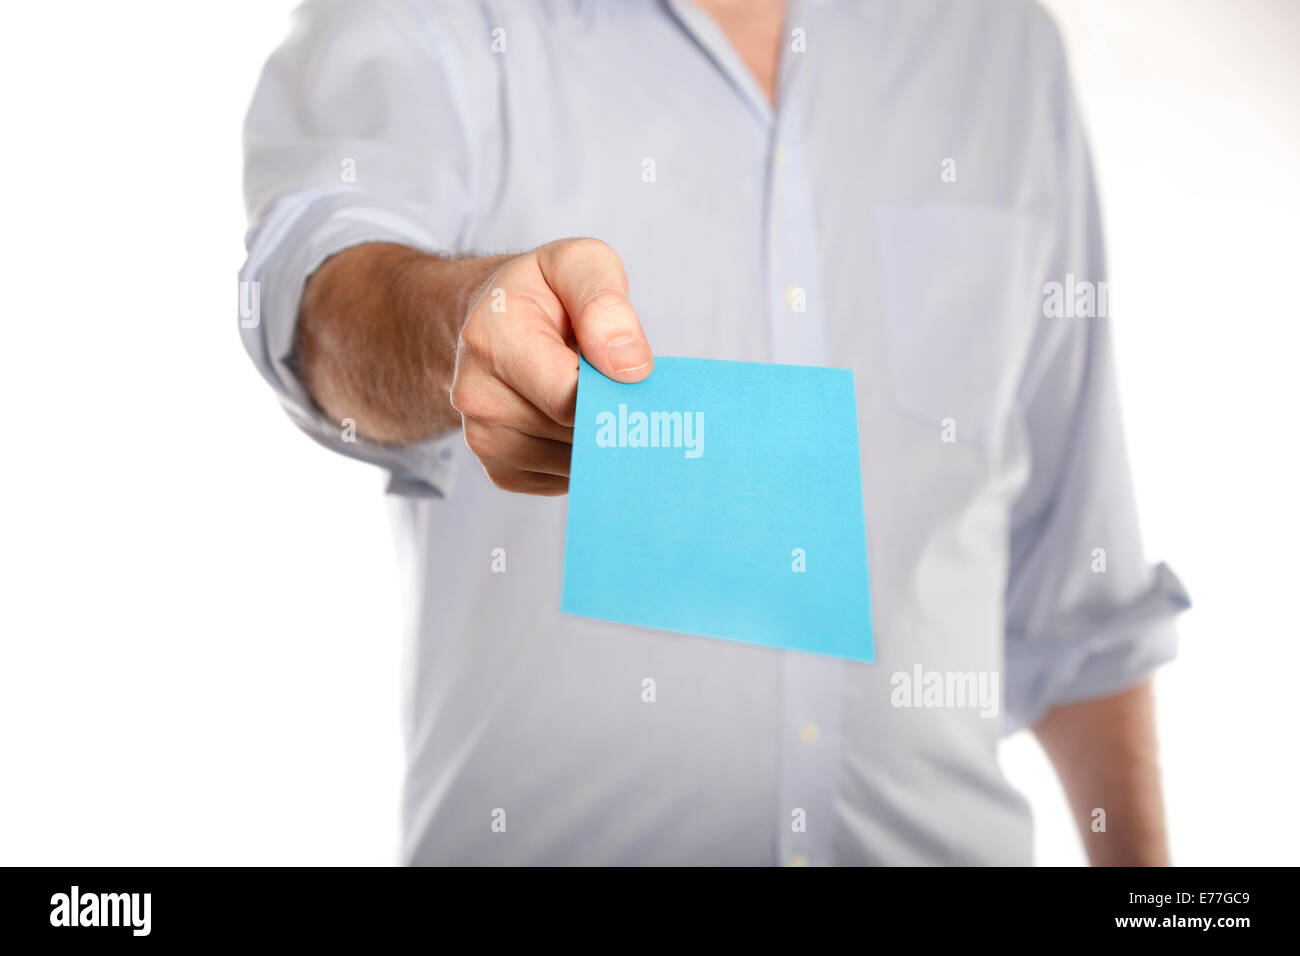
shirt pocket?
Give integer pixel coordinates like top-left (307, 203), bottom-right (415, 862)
top-left (872, 203), bottom-right (1047, 445)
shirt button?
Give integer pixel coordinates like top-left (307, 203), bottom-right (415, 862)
top-left (799, 721), bottom-right (821, 744)
top-left (774, 146), bottom-right (790, 169)
top-left (788, 853), bottom-right (810, 867)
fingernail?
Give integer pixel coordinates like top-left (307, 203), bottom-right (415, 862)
top-left (607, 336), bottom-right (651, 373)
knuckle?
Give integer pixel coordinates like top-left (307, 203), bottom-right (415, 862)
top-left (556, 236), bottom-right (616, 269)
top-left (549, 400), bottom-right (575, 429)
top-left (450, 379), bottom-right (491, 422)
top-left (571, 236), bottom-right (613, 257)
top-left (584, 289), bottom-right (631, 318)
top-left (462, 422), bottom-right (497, 461)
top-left (458, 317), bottom-right (492, 359)
top-left (537, 480), bottom-right (568, 498)
top-left (485, 466), bottom-right (523, 494)
top-left (507, 292), bottom-right (556, 328)
top-left (448, 377), bottom-right (471, 415)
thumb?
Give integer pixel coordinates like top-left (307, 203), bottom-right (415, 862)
top-left (536, 238), bottom-right (654, 383)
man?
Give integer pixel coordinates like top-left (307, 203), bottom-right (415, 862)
top-left (240, 0), bottom-right (1189, 865)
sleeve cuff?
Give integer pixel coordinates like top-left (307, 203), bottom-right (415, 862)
top-left (1002, 562), bottom-right (1190, 733)
top-left (238, 187), bottom-right (462, 498)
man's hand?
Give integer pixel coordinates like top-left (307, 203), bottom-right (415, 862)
top-left (297, 238), bottom-right (653, 496)
top-left (450, 238), bottom-right (653, 495)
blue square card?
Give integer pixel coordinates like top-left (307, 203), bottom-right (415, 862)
top-left (561, 356), bottom-right (874, 662)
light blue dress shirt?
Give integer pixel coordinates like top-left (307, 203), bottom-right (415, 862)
top-left (239, 0), bottom-right (1189, 864)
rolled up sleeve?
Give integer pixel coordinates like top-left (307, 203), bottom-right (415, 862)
top-left (237, 0), bottom-right (481, 497)
top-left (1003, 24), bottom-right (1190, 732)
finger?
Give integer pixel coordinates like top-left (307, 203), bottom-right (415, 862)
top-left (450, 359), bottom-right (574, 443)
top-left (463, 419), bottom-right (573, 477)
top-left (459, 300), bottom-right (581, 427)
top-left (536, 238), bottom-right (654, 383)
top-left (481, 463), bottom-right (569, 497)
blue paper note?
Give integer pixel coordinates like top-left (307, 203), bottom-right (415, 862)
top-left (562, 356), bottom-right (874, 662)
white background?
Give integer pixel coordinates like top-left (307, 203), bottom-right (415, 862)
top-left (1, 0), bottom-right (1296, 865)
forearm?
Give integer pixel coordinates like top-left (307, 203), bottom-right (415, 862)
top-left (296, 242), bottom-right (513, 444)
top-left (296, 235), bottom-right (651, 496)
top-left (1033, 680), bottom-right (1170, 866)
